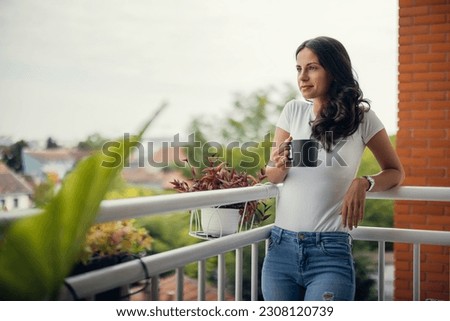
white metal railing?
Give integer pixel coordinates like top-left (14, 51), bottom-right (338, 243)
top-left (2, 185), bottom-right (449, 223)
top-left (3, 185), bottom-right (450, 300)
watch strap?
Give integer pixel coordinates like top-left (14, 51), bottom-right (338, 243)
top-left (363, 175), bottom-right (375, 192)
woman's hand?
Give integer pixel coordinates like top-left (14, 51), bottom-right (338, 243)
top-left (269, 136), bottom-right (292, 168)
top-left (341, 178), bottom-right (369, 230)
top-left (266, 128), bottom-right (292, 184)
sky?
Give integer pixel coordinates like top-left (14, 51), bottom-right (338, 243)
top-left (0, 0), bottom-right (399, 146)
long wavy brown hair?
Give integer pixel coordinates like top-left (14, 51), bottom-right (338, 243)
top-left (295, 36), bottom-right (370, 152)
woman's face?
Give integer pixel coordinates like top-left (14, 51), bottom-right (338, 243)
top-left (296, 47), bottom-right (333, 105)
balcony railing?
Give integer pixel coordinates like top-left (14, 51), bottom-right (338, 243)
top-left (4, 185), bottom-right (450, 301)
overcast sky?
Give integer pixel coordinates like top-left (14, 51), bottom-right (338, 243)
top-left (0, 0), bottom-right (398, 145)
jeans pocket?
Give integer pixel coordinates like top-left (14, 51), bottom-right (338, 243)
top-left (319, 240), bottom-right (351, 257)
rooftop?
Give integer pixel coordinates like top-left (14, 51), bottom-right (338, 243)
top-left (23, 148), bottom-right (91, 162)
top-left (0, 163), bottom-right (33, 195)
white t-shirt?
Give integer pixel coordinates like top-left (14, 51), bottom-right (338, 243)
top-left (274, 99), bottom-right (384, 232)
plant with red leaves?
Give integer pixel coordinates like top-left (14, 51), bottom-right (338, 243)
top-left (170, 157), bottom-right (271, 224)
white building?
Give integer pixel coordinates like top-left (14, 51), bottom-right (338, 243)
top-left (0, 162), bottom-right (33, 211)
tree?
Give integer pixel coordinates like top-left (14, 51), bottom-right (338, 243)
top-left (77, 133), bottom-right (108, 151)
top-left (46, 137), bottom-right (60, 149)
top-left (190, 83), bottom-right (298, 144)
top-left (1, 140), bottom-right (28, 173)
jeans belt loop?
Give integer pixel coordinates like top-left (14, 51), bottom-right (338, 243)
top-left (273, 226), bottom-right (282, 244)
top-left (348, 234), bottom-right (353, 246)
top-left (277, 229), bottom-right (283, 244)
top-left (315, 232), bottom-right (321, 246)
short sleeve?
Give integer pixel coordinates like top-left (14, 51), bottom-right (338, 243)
top-left (276, 100), bottom-right (295, 132)
top-left (361, 109), bottom-right (385, 145)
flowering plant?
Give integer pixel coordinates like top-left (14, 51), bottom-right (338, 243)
top-left (170, 157), bottom-right (271, 224)
top-left (79, 219), bottom-right (152, 264)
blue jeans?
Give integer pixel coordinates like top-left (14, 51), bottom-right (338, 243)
top-left (262, 226), bottom-right (355, 301)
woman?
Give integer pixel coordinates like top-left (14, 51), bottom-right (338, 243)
top-left (261, 36), bottom-right (404, 301)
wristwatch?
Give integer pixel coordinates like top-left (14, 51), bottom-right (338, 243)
top-left (363, 175), bottom-right (375, 192)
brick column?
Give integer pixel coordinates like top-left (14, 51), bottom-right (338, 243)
top-left (396, 0), bottom-right (450, 300)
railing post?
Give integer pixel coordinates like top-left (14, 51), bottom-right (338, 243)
top-left (413, 243), bottom-right (421, 301)
top-left (176, 267), bottom-right (184, 300)
top-left (377, 241), bottom-right (385, 301)
top-left (218, 253), bottom-right (226, 301)
top-left (235, 247), bottom-right (243, 301)
top-left (198, 260), bottom-right (206, 301)
top-left (150, 276), bottom-right (159, 301)
top-left (251, 242), bottom-right (259, 301)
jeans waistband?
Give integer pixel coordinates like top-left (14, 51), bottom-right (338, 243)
top-left (271, 226), bottom-right (352, 245)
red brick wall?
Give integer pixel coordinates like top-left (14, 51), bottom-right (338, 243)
top-left (395, 0), bottom-right (450, 300)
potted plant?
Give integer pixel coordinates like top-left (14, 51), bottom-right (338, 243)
top-left (170, 157), bottom-right (271, 237)
top-left (70, 219), bottom-right (152, 300)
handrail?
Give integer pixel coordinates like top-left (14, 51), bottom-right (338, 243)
top-left (96, 183), bottom-right (279, 223)
top-left (96, 185), bottom-right (449, 223)
top-left (350, 226), bottom-right (450, 246)
top-left (3, 185), bottom-right (448, 224)
top-left (0, 208), bottom-right (41, 222)
top-left (0, 184), bottom-right (279, 223)
top-left (366, 186), bottom-right (450, 202)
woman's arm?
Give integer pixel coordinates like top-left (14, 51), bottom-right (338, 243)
top-left (265, 127), bottom-right (292, 184)
top-left (362, 128), bottom-right (405, 191)
top-left (342, 129), bottom-right (405, 229)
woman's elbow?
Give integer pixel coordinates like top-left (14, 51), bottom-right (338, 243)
top-left (394, 164), bottom-right (406, 187)
top-left (398, 165), bottom-right (406, 186)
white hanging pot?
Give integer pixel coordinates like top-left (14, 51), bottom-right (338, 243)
top-left (200, 207), bottom-right (241, 237)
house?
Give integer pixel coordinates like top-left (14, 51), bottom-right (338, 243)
top-left (0, 162), bottom-right (33, 211)
top-left (22, 148), bottom-right (90, 185)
